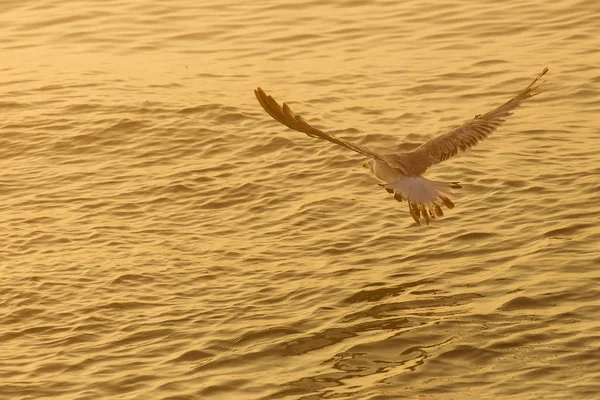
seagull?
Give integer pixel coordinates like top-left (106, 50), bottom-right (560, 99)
top-left (254, 67), bottom-right (548, 225)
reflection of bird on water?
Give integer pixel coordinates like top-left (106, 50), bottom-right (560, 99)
top-left (255, 67), bottom-right (548, 225)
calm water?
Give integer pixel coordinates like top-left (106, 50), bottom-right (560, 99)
top-left (1, 1), bottom-right (599, 399)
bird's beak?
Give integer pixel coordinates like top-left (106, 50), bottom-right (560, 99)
top-left (362, 161), bottom-right (369, 169)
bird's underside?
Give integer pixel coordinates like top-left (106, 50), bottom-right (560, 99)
top-left (254, 67), bottom-right (548, 225)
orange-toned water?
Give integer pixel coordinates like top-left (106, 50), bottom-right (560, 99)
top-left (1, 1), bottom-right (599, 399)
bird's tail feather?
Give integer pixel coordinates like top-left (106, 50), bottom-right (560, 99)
top-left (382, 177), bottom-right (461, 225)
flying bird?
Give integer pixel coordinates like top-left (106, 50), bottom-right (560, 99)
top-left (254, 67), bottom-right (548, 225)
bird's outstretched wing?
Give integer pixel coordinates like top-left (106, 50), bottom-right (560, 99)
top-left (254, 87), bottom-right (412, 174)
top-left (396, 67), bottom-right (548, 176)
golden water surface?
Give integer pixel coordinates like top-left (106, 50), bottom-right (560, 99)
top-left (1, 0), bottom-right (599, 399)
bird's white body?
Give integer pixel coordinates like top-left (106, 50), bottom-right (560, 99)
top-left (366, 159), bottom-right (457, 224)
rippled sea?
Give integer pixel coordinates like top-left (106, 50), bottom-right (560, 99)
top-left (1, 1), bottom-right (599, 399)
